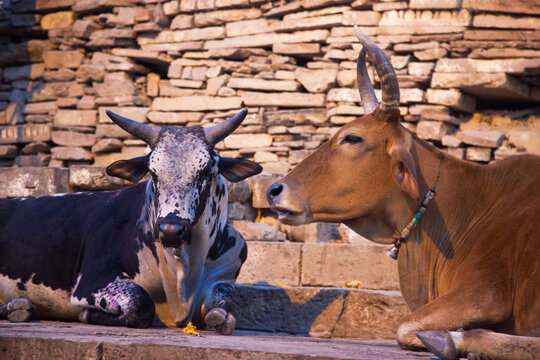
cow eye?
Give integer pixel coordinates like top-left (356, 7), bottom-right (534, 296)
top-left (340, 134), bottom-right (363, 145)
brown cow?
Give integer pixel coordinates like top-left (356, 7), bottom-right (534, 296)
top-left (267, 26), bottom-right (540, 360)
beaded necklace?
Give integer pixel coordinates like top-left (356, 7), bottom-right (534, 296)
top-left (385, 152), bottom-right (444, 260)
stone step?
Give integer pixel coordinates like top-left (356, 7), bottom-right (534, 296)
top-left (237, 241), bottom-right (400, 290)
top-left (235, 285), bottom-right (409, 340)
top-left (0, 321), bottom-right (432, 360)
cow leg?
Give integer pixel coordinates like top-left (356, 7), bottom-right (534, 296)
top-left (396, 285), bottom-right (511, 351)
top-left (416, 329), bottom-right (540, 360)
top-left (0, 298), bottom-right (32, 322)
top-left (73, 278), bottom-right (155, 328)
top-left (202, 282), bottom-right (237, 335)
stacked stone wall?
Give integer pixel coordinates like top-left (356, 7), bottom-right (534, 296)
top-left (0, 0), bottom-right (539, 338)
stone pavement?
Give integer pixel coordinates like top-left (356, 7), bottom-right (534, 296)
top-left (0, 320), bottom-right (435, 360)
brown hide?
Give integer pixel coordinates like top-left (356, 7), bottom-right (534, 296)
top-left (267, 27), bottom-right (540, 360)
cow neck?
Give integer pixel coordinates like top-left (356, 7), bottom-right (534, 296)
top-left (385, 151), bottom-right (443, 260)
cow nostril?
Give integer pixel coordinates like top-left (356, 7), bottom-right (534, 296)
top-left (268, 183), bottom-right (284, 198)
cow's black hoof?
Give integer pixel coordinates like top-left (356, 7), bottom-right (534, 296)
top-left (416, 330), bottom-right (458, 360)
top-left (6, 298), bottom-right (32, 322)
top-left (205, 308), bottom-right (235, 335)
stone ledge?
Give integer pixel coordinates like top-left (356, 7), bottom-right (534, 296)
top-left (0, 321), bottom-right (431, 360)
top-left (236, 285), bottom-right (410, 339)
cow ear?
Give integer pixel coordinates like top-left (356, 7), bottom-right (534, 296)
top-left (106, 155), bottom-right (149, 182)
top-left (219, 157), bottom-right (263, 182)
top-left (388, 143), bottom-right (419, 200)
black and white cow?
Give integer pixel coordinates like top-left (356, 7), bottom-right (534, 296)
top-left (0, 109), bottom-right (262, 334)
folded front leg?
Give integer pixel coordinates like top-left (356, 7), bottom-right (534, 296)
top-left (397, 284), bottom-right (512, 350)
top-left (202, 282), bottom-right (237, 335)
top-left (72, 277), bottom-right (155, 328)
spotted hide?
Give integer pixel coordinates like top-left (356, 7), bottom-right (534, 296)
top-left (0, 109), bottom-right (262, 334)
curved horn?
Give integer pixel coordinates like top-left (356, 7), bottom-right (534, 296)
top-left (353, 25), bottom-right (400, 112)
top-left (204, 108), bottom-right (248, 146)
top-left (357, 47), bottom-right (379, 114)
top-left (106, 110), bottom-right (160, 146)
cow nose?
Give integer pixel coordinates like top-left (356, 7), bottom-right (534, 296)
top-left (159, 223), bottom-right (187, 247)
top-left (267, 182), bottom-right (284, 202)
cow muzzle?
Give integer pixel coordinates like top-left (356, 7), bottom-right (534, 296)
top-left (267, 181), bottom-right (308, 225)
top-left (156, 218), bottom-right (192, 248)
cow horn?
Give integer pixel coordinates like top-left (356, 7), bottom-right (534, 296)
top-left (106, 110), bottom-right (160, 147)
top-left (353, 25), bottom-right (400, 112)
top-left (356, 47), bottom-right (379, 114)
top-left (204, 109), bottom-right (248, 146)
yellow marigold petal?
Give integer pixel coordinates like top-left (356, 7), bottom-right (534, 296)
top-left (183, 322), bottom-right (199, 335)
top-left (275, 283), bottom-right (285, 287)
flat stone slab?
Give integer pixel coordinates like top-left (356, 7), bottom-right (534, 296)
top-left (0, 320), bottom-right (432, 360)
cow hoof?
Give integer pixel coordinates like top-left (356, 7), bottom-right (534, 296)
top-left (416, 330), bottom-right (459, 360)
top-left (6, 298), bottom-right (32, 322)
top-left (205, 308), bottom-right (235, 335)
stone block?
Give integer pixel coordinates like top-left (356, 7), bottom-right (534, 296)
top-left (69, 165), bottom-right (128, 190)
top-left (43, 69), bottom-right (76, 82)
top-left (152, 96), bottom-right (242, 112)
top-left (76, 64), bottom-right (106, 82)
top-left (26, 82), bottom-right (85, 102)
top-left (408, 62), bottom-right (435, 76)
top-left (441, 135), bottom-right (462, 148)
top-left (236, 285), bottom-right (409, 339)
top-left (446, 147), bottom-right (464, 159)
top-left (426, 89), bottom-right (476, 113)
top-left (0, 124), bottom-right (51, 144)
top-left (225, 18), bottom-right (270, 37)
top-left (52, 131), bottom-right (96, 147)
top-left (194, 8), bottom-right (262, 27)
top-left (232, 221), bottom-right (287, 242)
top-left (98, 107), bottom-right (149, 124)
top-left (263, 109), bottom-right (327, 126)
top-left (378, 9), bottom-right (471, 35)
top-left (204, 30), bottom-right (329, 49)
top-left (301, 243), bottom-right (400, 290)
top-left (15, 154), bottom-right (51, 167)
top-left (272, 43), bottom-right (321, 57)
top-left (236, 242), bottom-right (301, 286)
top-left (465, 147), bottom-right (492, 162)
top-left (410, 0), bottom-right (460, 9)
top-left (286, 222), bottom-right (340, 243)
top-left (171, 14), bottom-right (194, 30)
top-left (295, 68), bottom-right (337, 93)
top-left (342, 11), bottom-right (381, 26)
top-left (51, 147), bottom-right (93, 161)
top-left (416, 120), bottom-right (449, 141)
top-left (0, 167), bottom-right (70, 198)
top-left (23, 102), bottom-right (57, 115)
top-left (459, 129), bottom-right (505, 148)
top-left (92, 138), bottom-right (123, 153)
top-left (95, 124), bottom-right (134, 139)
top-left (228, 78), bottom-right (299, 92)
top-left (434, 58), bottom-right (540, 74)
top-left (271, 14), bottom-right (343, 32)
top-left (4, 64), bottom-right (45, 82)
top-left (0, 145), bottom-right (18, 159)
top-left (94, 72), bottom-right (137, 98)
top-left (224, 134), bottom-right (273, 149)
top-left (43, 51), bottom-right (84, 69)
top-left (462, 0), bottom-right (540, 15)
top-left (41, 11), bottom-right (75, 30)
top-left (147, 73), bottom-right (160, 97)
top-left (248, 173), bottom-right (284, 208)
top-left (147, 111), bottom-right (204, 124)
top-left (241, 92), bottom-right (325, 107)
top-left (472, 14), bottom-right (539, 29)
top-left (54, 110), bottom-right (97, 127)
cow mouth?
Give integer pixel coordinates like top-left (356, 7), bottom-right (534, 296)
top-left (271, 206), bottom-right (306, 224)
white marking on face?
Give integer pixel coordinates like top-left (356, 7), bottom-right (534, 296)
top-left (148, 129), bottom-right (215, 223)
